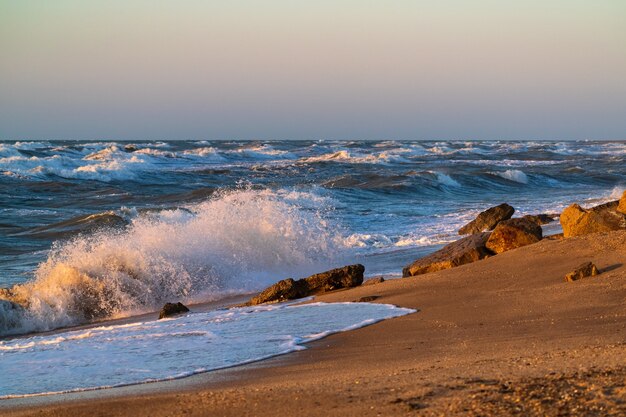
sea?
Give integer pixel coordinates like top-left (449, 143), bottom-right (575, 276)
top-left (0, 139), bottom-right (624, 397)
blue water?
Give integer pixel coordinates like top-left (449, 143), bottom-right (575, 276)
top-left (0, 301), bottom-right (414, 398)
top-left (0, 140), bottom-right (624, 335)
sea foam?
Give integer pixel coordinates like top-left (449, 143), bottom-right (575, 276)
top-left (0, 302), bottom-right (414, 398)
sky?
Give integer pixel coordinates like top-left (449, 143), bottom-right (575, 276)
top-left (1, 0), bottom-right (625, 140)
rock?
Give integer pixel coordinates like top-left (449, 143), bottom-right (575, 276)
top-left (560, 201), bottom-right (626, 238)
top-left (618, 191), bottom-right (626, 214)
top-left (363, 277), bottom-right (385, 286)
top-left (564, 262), bottom-right (599, 282)
top-left (403, 233), bottom-right (492, 277)
top-left (247, 264), bottom-right (365, 305)
top-left (124, 144), bottom-right (138, 152)
top-left (158, 302), bottom-right (190, 319)
top-left (355, 295), bottom-right (379, 302)
top-left (485, 218), bottom-right (542, 254)
top-left (458, 203), bottom-right (515, 235)
top-left (246, 278), bottom-right (308, 305)
top-left (543, 233), bottom-right (564, 241)
top-left (523, 214), bottom-right (556, 225)
top-left (304, 264), bottom-right (365, 293)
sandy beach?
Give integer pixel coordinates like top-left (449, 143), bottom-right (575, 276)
top-left (3, 229), bottom-right (625, 416)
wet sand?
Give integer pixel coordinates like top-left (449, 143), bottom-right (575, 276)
top-left (3, 230), bottom-right (626, 416)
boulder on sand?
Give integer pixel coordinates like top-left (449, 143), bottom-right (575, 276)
top-left (247, 264), bottom-right (365, 305)
top-left (485, 218), bottom-right (542, 254)
top-left (458, 203), bottom-right (515, 235)
top-left (403, 233), bottom-right (492, 278)
top-left (560, 201), bottom-right (626, 238)
top-left (158, 302), bottom-right (190, 319)
top-left (564, 262), bottom-right (599, 282)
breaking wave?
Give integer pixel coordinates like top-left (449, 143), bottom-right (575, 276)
top-left (0, 189), bottom-right (343, 336)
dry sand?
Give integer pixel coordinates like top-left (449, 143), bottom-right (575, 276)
top-left (3, 230), bottom-right (626, 416)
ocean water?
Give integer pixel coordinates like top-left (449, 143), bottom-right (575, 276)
top-left (0, 301), bottom-right (414, 398)
top-left (0, 140), bottom-right (624, 396)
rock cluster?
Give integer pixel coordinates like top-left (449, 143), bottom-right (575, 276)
top-left (246, 264), bottom-right (364, 305)
top-left (245, 192), bottom-right (625, 305)
top-left (404, 203), bottom-right (552, 277)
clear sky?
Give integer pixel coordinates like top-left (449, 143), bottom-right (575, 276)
top-left (1, 0), bottom-right (625, 140)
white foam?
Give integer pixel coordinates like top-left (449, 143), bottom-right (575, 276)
top-left (0, 302), bottom-right (414, 398)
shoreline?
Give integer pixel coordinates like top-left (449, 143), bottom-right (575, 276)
top-left (3, 230), bottom-right (626, 415)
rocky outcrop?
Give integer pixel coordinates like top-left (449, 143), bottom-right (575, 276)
top-left (403, 233), bottom-right (492, 277)
top-left (247, 264), bottom-right (365, 305)
top-left (523, 214), bottom-right (555, 226)
top-left (560, 201), bottom-right (626, 238)
top-left (458, 204), bottom-right (515, 235)
top-left (158, 302), bottom-right (190, 319)
top-left (564, 262), bottom-right (599, 282)
top-left (618, 191), bottom-right (626, 214)
top-left (485, 218), bottom-right (542, 254)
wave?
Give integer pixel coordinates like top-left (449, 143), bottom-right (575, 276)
top-left (14, 211), bottom-right (129, 239)
top-left (0, 189), bottom-right (343, 336)
top-left (491, 169), bottom-right (529, 184)
top-left (299, 149), bottom-right (407, 164)
top-left (427, 171), bottom-right (460, 187)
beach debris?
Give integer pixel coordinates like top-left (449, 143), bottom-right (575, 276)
top-left (363, 276), bottom-right (385, 286)
top-left (560, 201), bottom-right (626, 237)
top-left (485, 218), bottom-right (542, 254)
top-left (522, 214), bottom-right (556, 226)
top-left (458, 203), bottom-right (515, 235)
top-left (158, 302), bottom-right (190, 319)
top-left (246, 264), bottom-right (365, 305)
top-left (564, 262), bottom-right (599, 282)
top-left (402, 233), bottom-right (492, 277)
top-left (355, 295), bottom-right (379, 302)
top-left (618, 190), bottom-right (626, 214)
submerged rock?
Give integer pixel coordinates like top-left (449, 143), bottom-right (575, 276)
top-left (458, 203), bottom-right (515, 235)
top-left (158, 302), bottom-right (190, 319)
top-left (247, 264), bottom-right (365, 305)
top-left (402, 233), bottom-right (492, 277)
top-left (560, 201), bottom-right (626, 238)
top-left (564, 262), bottom-right (599, 282)
top-left (485, 218), bottom-right (542, 254)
